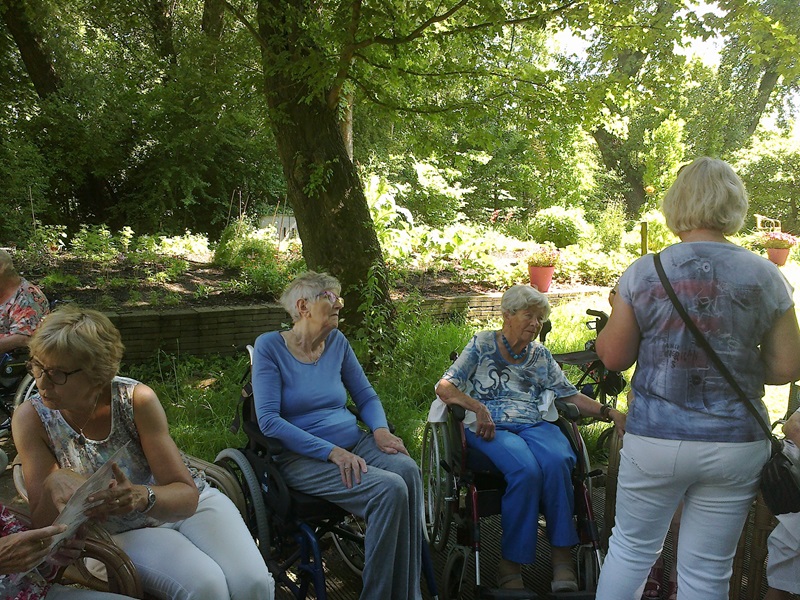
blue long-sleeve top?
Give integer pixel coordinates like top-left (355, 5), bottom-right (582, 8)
top-left (253, 329), bottom-right (389, 462)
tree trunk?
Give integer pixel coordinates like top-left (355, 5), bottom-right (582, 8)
top-left (202, 0), bottom-right (225, 40)
top-left (256, 0), bottom-right (394, 338)
top-left (146, 0), bottom-right (177, 64)
top-left (340, 90), bottom-right (354, 161)
top-left (0, 0), bottom-right (61, 99)
top-left (592, 127), bottom-right (647, 218)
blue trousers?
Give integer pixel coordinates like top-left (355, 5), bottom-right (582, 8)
top-left (466, 421), bottom-right (578, 564)
top-left (276, 432), bottom-right (423, 600)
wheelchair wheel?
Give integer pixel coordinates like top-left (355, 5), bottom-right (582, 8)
top-left (331, 514), bottom-right (365, 576)
top-left (13, 373), bottom-right (36, 408)
top-left (577, 544), bottom-right (602, 592)
top-left (442, 548), bottom-right (467, 600)
top-left (214, 448), bottom-right (270, 556)
top-left (421, 421), bottom-right (453, 552)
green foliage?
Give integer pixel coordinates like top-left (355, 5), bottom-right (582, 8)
top-left (126, 352), bottom-right (248, 461)
top-left (38, 272), bottom-right (81, 289)
top-left (623, 210), bottom-right (679, 254)
top-left (590, 200), bottom-right (628, 252)
top-left (351, 263), bottom-right (397, 370)
top-left (529, 206), bottom-right (593, 248)
top-left (214, 218), bottom-right (305, 297)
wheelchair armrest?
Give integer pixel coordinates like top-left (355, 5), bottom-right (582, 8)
top-left (555, 400), bottom-right (580, 421)
top-left (242, 420), bottom-right (285, 456)
top-left (450, 404), bottom-right (467, 422)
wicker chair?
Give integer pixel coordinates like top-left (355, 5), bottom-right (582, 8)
top-left (12, 454), bottom-right (246, 599)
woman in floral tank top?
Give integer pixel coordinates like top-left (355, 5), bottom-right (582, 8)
top-left (12, 306), bottom-right (274, 600)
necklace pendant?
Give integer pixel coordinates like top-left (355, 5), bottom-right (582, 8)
top-left (77, 432), bottom-right (87, 446)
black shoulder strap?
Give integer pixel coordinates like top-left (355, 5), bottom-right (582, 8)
top-left (653, 252), bottom-right (780, 451)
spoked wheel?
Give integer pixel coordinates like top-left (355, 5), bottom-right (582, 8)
top-left (13, 373), bottom-right (36, 408)
top-left (331, 514), bottom-right (365, 576)
top-left (214, 448), bottom-right (270, 557)
top-left (442, 548), bottom-right (467, 600)
top-left (421, 421), bottom-right (454, 552)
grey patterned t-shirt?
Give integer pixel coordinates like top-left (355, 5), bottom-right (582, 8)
top-left (620, 242), bottom-right (794, 442)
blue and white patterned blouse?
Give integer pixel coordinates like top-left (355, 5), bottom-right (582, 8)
top-left (441, 331), bottom-right (578, 425)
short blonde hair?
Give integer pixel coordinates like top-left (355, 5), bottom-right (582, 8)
top-left (501, 285), bottom-right (551, 320)
top-left (279, 271), bottom-right (342, 322)
top-left (662, 157), bottom-right (748, 236)
top-left (29, 306), bottom-right (124, 387)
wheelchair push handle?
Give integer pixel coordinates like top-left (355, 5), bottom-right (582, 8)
top-left (585, 309), bottom-right (609, 333)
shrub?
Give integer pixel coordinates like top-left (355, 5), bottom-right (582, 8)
top-left (529, 206), bottom-right (592, 248)
top-left (623, 210), bottom-right (679, 254)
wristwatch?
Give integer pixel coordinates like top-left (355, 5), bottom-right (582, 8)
top-left (599, 404), bottom-right (613, 422)
top-left (139, 485), bottom-right (156, 514)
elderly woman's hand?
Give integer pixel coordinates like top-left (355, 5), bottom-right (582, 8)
top-left (0, 523), bottom-right (66, 575)
top-left (328, 447), bottom-right (368, 489)
top-left (374, 428), bottom-right (409, 457)
top-left (86, 463), bottom-right (141, 520)
top-left (475, 405), bottom-right (496, 441)
top-left (46, 525), bottom-right (89, 568)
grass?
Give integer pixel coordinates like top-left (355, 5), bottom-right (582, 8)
top-left (131, 267), bottom-right (800, 465)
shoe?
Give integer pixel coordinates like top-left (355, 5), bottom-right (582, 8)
top-left (666, 580), bottom-right (677, 600)
top-left (497, 559), bottom-right (524, 590)
top-left (551, 561), bottom-right (578, 593)
top-left (497, 572), bottom-right (525, 590)
top-left (642, 562), bottom-right (663, 599)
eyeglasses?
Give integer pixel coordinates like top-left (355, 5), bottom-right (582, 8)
top-left (26, 360), bottom-right (83, 385)
top-left (316, 290), bottom-right (344, 307)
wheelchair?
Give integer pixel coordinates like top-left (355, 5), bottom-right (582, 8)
top-left (423, 371), bottom-right (605, 599)
top-left (214, 346), bottom-right (438, 600)
top-left (0, 350), bottom-right (39, 471)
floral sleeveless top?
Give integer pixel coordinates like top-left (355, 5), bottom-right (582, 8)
top-left (0, 505), bottom-right (58, 599)
top-left (0, 278), bottom-right (48, 340)
top-left (30, 376), bottom-right (206, 534)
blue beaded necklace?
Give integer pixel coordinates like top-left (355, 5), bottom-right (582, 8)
top-left (500, 333), bottom-right (529, 361)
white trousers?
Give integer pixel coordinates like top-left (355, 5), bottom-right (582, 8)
top-left (46, 587), bottom-right (128, 600)
top-left (767, 509), bottom-right (800, 592)
top-left (596, 434), bottom-right (770, 600)
top-left (112, 487), bottom-right (274, 600)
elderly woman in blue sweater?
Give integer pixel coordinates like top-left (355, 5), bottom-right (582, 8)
top-left (252, 271), bottom-right (423, 600)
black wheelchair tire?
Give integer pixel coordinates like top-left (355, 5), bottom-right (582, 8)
top-left (421, 421), bottom-right (454, 552)
top-left (578, 544), bottom-right (603, 592)
top-left (13, 373), bottom-right (37, 408)
top-left (442, 549), bottom-right (466, 600)
top-left (214, 448), bottom-right (270, 559)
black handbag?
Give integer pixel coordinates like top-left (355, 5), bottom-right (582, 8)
top-left (654, 252), bottom-right (800, 516)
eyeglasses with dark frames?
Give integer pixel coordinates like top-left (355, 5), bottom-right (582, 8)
top-left (315, 290), bottom-right (344, 307)
top-left (26, 360), bottom-right (83, 385)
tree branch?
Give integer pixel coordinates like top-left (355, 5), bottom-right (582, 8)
top-left (327, 0), bottom-right (362, 109)
top-left (219, 0), bottom-right (269, 52)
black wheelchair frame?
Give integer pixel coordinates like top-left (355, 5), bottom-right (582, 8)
top-left (0, 350), bottom-right (38, 470)
top-left (422, 400), bottom-right (603, 600)
top-left (215, 346), bottom-right (438, 600)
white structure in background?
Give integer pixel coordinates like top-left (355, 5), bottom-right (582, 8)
top-left (260, 214), bottom-right (298, 240)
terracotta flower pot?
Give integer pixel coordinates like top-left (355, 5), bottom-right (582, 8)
top-left (528, 265), bottom-right (555, 292)
top-left (767, 247), bottom-right (791, 266)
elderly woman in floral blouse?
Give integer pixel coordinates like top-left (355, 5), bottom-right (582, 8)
top-left (436, 284), bottom-right (625, 592)
top-left (0, 249), bottom-right (49, 354)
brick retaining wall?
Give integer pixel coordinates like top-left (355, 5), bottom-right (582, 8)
top-left (109, 291), bottom-right (596, 362)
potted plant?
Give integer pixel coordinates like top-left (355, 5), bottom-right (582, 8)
top-left (526, 243), bottom-right (561, 292)
top-left (759, 231), bottom-right (798, 266)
